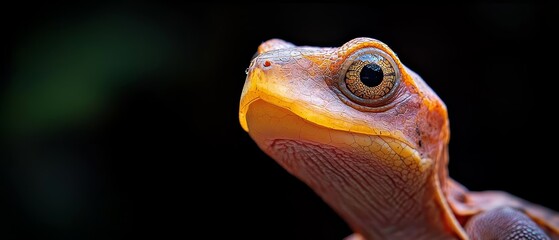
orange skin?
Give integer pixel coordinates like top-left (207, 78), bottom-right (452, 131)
top-left (239, 38), bottom-right (559, 239)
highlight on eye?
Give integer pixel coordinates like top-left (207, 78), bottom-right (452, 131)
top-left (338, 48), bottom-right (400, 107)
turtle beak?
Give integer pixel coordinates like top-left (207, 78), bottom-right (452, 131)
top-left (239, 63), bottom-right (260, 132)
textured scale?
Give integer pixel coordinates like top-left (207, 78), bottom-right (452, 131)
top-left (465, 207), bottom-right (550, 240)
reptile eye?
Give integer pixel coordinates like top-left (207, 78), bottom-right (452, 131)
top-left (338, 48), bottom-right (400, 107)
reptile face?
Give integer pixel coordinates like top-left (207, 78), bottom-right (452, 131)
top-left (240, 38), bottom-right (450, 182)
top-left (239, 38), bottom-right (459, 239)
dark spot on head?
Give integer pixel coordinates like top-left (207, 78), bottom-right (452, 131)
top-left (418, 140), bottom-right (422, 147)
top-left (455, 191), bottom-right (466, 203)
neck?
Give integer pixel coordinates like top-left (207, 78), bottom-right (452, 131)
top-left (268, 139), bottom-right (460, 240)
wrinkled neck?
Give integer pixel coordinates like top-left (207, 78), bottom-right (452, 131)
top-left (267, 139), bottom-right (460, 240)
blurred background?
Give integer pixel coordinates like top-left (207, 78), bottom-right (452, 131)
top-left (2, 3), bottom-right (558, 239)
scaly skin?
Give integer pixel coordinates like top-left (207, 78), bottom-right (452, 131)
top-left (239, 38), bottom-right (559, 239)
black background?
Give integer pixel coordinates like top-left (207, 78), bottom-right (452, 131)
top-left (2, 3), bottom-right (559, 240)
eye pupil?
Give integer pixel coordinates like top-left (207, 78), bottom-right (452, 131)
top-left (340, 49), bottom-right (400, 106)
top-left (360, 63), bottom-right (384, 87)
